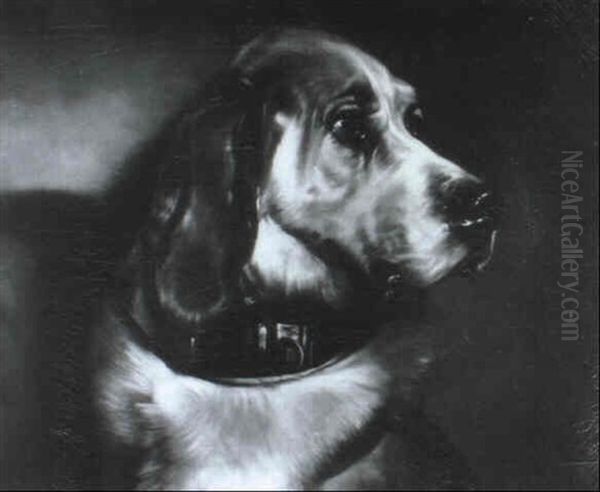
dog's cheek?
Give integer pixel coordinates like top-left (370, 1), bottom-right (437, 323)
top-left (305, 138), bottom-right (362, 206)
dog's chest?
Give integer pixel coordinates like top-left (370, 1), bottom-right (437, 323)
top-left (96, 327), bottom-right (390, 489)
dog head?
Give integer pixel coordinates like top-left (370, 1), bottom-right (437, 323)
top-left (235, 31), bottom-right (497, 303)
top-left (127, 29), bottom-right (497, 375)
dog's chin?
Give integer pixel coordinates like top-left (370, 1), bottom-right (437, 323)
top-left (379, 230), bottom-right (498, 298)
top-left (454, 229), bottom-right (498, 278)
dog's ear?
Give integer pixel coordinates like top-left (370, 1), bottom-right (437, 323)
top-left (136, 32), bottom-right (317, 330)
top-left (137, 72), bottom-right (267, 328)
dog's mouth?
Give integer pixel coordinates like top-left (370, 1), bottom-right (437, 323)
top-left (380, 229), bottom-right (498, 299)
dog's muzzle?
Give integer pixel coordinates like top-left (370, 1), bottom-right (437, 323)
top-left (441, 178), bottom-right (499, 274)
top-left (379, 177), bottom-right (499, 297)
top-left (442, 180), bottom-right (496, 240)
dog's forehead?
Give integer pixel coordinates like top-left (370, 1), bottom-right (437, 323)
top-left (323, 41), bottom-right (416, 105)
top-left (235, 32), bottom-right (416, 106)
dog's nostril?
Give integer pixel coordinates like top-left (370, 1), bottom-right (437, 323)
top-left (441, 180), bottom-right (497, 232)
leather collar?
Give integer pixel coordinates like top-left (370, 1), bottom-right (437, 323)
top-left (113, 297), bottom-right (376, 380)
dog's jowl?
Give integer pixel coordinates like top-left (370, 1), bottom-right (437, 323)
top-left (93, 29), bottom-right (497, 489)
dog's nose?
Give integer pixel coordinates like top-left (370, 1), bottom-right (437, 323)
top-left (441, 179), bottom-right (497, 239)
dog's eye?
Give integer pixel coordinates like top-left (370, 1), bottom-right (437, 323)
top-left (329, 113), bottom-right (372, 149)
top-left (403, 104), bottom-right (424, 138)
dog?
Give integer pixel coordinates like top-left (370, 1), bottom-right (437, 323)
top-left (92, 29), bottom-right (497, 489)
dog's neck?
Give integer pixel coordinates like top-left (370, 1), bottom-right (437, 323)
top-left (119, 216), bottom-right (423, 379)
top-left (121, 220), bottom-right (377, 378)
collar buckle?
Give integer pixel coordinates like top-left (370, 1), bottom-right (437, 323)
top-left (256, 322), bottom-right (314, 371)
top-left (187, 320), bottom-right (316, 375)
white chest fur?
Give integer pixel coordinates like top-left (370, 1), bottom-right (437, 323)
top-left (95, 317), bottom-right (392, 490)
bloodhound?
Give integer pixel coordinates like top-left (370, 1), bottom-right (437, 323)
top-left (93, 29), bottom-right (497, 489)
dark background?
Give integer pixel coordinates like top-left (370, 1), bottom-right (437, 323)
top-left (0, 0), bottom-right (597, 489)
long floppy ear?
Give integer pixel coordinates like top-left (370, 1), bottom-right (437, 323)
top-left (136, 30), bottom-right (320, 332)
top-left (137, 72), bottom-right (267, 330)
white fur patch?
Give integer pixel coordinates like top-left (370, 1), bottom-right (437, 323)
top-left (247, 217), bottom-right (345, 304)
top-left (269, 116), bottom-right (304, 205)
top-left (95, 311), bottom-right (391, 489)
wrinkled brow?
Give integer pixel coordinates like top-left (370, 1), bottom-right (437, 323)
top-left (323, 80), bottom-right (380, 116)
